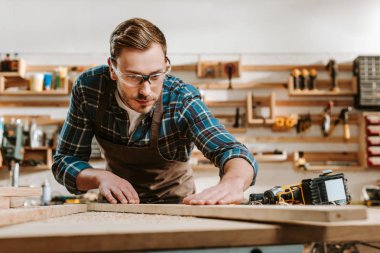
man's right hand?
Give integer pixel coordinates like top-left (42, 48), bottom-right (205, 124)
top-left (76, 169), bottom-right (140, 204)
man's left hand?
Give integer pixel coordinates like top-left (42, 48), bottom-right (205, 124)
top-left (182, 177), bottom-right (245, 205)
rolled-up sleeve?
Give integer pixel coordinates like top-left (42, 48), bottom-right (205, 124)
top-left (178, 86), bottom-right (258, 185)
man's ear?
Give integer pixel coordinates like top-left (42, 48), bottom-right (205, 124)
top-left (107, 57), bottom-right (117, 81)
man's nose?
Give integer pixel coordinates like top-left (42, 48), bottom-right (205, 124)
top-left (139, 80), bottom-right (152, 97)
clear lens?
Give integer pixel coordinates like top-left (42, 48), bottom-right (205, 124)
top-left (112, 59), bottom-right (171, 88)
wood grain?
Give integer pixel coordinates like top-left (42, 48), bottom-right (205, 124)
top-left (87, 203), bottom-right (367, 225)
top-left (9, 197), bottom-right (24, 208)
top-left (0, 204), bottom-right (87, 227)
top-left (0, 197), bottom-right (10, 209)
top-left (0, 187), bottom-right (42, 197)
top-left (0, 207), bottom-right (379, 253)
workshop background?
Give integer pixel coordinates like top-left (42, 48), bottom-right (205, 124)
top-left (0, 0), bottom-right (380, 203)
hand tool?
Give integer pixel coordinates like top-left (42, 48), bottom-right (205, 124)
top-left (300, 68), bottom-right (309, 90)
top-left (326, 59), bottom-right (339, 91)
top-left (249, 170), bottom-right (351, 205)
top-left (309, 68), bottom-right (317, 90)
top-left (327, 107), bottom-right (352, 140)
top-left (292, 68), bottom-right (301, 90)
top-left (322, 101), bottom-right (333, 137)
top-left (0, 119), bottom-right (24, 187)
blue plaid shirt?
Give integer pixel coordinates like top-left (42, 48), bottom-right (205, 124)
top-left (52, 65), bottom-right (258, 194)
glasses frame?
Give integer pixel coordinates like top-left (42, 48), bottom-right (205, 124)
top-left (111, 57), bottom-right (171, 88)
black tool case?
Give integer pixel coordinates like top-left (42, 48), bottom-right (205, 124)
top-left (354, 56), bottom-right (380, 111)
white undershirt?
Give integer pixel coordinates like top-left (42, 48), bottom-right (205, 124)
top-left (115, 90), bottom-right (144, 135)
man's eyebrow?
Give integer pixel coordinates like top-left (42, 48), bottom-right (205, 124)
top-left (122, 68), bottom-right (165, 75)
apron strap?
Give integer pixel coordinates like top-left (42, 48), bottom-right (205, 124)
top-left (149, 94), bottom-right (163, 148)
top-left (94, 75), bottom-right (111, 134)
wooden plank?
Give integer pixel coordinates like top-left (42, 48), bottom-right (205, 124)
top-left (194, 81), bottom-right (287, 90)
top-left (236, 136), bottom-right (358, 143)
top-left (170, 64), bottom-right (353, 72)
top-left (0, 101), bottom-right (69, 107)
top-left (276, 99), bottom-right (353, 107)
top-left (0, 212), bottom-right (284, 253)
top-left (205, 100), bottom-right (245, 108)
top-left (9, 197), bottom-right (24, 208)
top-left (0, 204), bottom-right (87, 227)
top-left (87, 204), bottom-right (367, 225)
top-left (242, 64), bottom-right (353, 72)
top-left (0, 187), bottom-right (42, 197)
top-left (0, 197), bottom-right (10, 209)
top-left (0, 209), bottom-right (380, 253)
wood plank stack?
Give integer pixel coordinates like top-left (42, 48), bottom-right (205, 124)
top-left (0, 187), bottom-right (42, 209)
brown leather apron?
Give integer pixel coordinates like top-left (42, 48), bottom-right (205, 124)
top-left (94, 75), bottom-right (195, 204)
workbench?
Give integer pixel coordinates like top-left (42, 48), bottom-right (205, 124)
top-left (0, 206), bottom-right (380, 253)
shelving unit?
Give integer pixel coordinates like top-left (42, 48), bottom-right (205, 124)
top-left (246, 92), bottom-right (275, 125)
top-left (0, 59), bottom-right (26, 78)
top-left (288, 76), bottom-right (357, 96)
top-left (0, 61), bottom-right (70, 96)
top-left (293, 151), bottom-right (365, 171)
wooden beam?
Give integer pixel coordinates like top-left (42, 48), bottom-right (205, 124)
top-left (0, 101), bottom-right (69, 107)
top-left (236, 136), bottom-right (358, 143)
top-left (87, 203), bottom-right (367, 225)
top-left (276, 100), bottom-right (353, 107)
top-left (0, 187), bottom-right (42, 197)
top-left (205, 100), bottom-right (245, 107)
top-left (170, 64), bottom-right (353, 72)
top-left (9, 197), bottom-right (25, 208)
top-left (0, 204), bottom-right (87, 227)
top-left (194, 81), bottom-right (287, 90)
top-left (0, 197), bottom-right (10, 209)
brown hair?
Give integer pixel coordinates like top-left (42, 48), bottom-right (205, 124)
top-left (110, 18), bottom-right (167, 64)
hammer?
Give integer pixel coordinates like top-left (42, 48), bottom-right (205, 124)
top-left (327, 107), bottom-right (352, 140)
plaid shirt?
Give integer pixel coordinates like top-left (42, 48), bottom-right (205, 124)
top-left (52, 65), bottom-right (258, 194)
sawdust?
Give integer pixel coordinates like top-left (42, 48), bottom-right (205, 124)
top-left (40, 211), bottom-right (196, 225)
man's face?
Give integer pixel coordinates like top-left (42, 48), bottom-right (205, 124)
top-left (108, 43), bottom-right (167, 114)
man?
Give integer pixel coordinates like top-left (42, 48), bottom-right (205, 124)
top-left (52, 18), bottom-right (258, 205)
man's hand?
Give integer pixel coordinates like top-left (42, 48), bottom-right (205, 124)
top-left (183, 158), bottom-right (254, 205)
top-left (76, 169), bottom-right (140, 204)
top-left (182, 177), bottom-right (245, 205)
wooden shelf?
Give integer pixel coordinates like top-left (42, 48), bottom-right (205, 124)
top-left (292, 151), bottom-right (365, 172)
top-left (205, 100), bottom-right (245, 108)
top-left (247, 92), bottom-right (276, 126)
top-left (276, 99), bottom-right (353, 107)
top-left (236, 136), bottom-right (359, 143)
top-left (288, 76), bottom-right (357, 96)
top-left (0, 90), bottom-right (69, 96)
top-left (171, 63), bottom-right (353, 72)
top-left (194, 81), bottom-right (286, 90)
top-left (0, 59), bottom-right (26, 78)
top-left (0, 101), bottom-right (69, 107)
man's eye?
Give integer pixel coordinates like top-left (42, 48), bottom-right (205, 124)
top-left (127, 75), bottom-right (141, 80)
top-left (150, 74), bottom-right (161, 80)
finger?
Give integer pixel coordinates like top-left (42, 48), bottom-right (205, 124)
top-left (120, 187), bottom-right (135, 204)
top-left (123, 182), bottom-right (140, 204)
top-left (101, 189), bottom-right (117, 204)
top-left (187, 190), bottom-right (221, 205)
top-left (111, 189), bottom-right (128, 204)
top-left (204, 190), bottom-right (230, 205)
top-left (216, 192), bottom-right (243, 205)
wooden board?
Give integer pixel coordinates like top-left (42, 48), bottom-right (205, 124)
top-left (9, 197), bottom-right (24, 208)
top-left (0, 204), bottom-right (87, 227)
top-left (87, 203), bottom-right (367, 225)
top-left (0, 187), bottom-right (42, 197)
top-left (0, 197), bottom-right (10, 209)
top-left (1, 208), bottom-right (380, 253)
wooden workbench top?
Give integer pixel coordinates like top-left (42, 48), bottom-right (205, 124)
top-left (0, 208), bottom-right (380, 253)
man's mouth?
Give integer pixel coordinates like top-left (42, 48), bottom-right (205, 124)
top-left (135, 99), bottom-right (153, 106)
